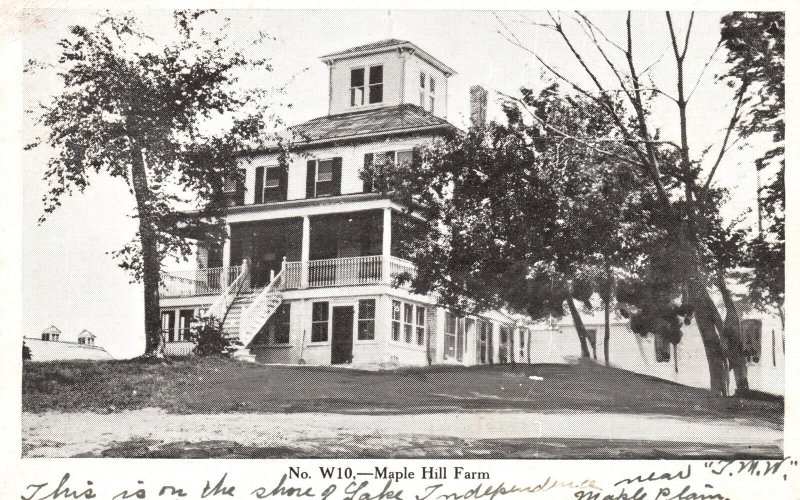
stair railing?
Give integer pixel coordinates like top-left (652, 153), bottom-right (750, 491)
top-left (239, 267), bottom-right (284, 347)
top-left (205, 261), bottom-right (250, 322)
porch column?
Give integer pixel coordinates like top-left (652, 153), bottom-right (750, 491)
top-left (301, 215), bottom-right (310, 288)
top-left (491, 322), bottom-right (500, 364)
top-left (382, 208), bottom-right (392, 283)
top-left (221, 223), bottom-right (231, 288)
top-left (222, 224), bottom-right (231, 267)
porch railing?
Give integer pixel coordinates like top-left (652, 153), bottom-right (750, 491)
top-left (159, 265), bottom-right (246, 298)
top-left (281, 255), bottom-right (414, 289)
top-left (389, 256), bottom-right (417, 285)
top-left (160, 256), bottom-right (417, 297)
top-left (205, 262), bottom-right (250, 321)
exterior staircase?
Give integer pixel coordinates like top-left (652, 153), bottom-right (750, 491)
top-left (221, 291), bottom-right (260, 338)
top-left (224, 271), bottom-right (285, 362)
top-left (202, 263), bottom-right (285, 363)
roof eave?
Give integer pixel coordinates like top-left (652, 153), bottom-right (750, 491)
top-left (239, 123), bottom-right (456, 156)
top-left (320, 42), bottom-right (457, 77)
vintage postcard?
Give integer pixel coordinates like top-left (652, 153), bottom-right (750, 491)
top-left (3, 1), bottom-right (797, 499)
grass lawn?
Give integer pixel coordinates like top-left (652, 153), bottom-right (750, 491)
top-left (22, 357), bottom-right (782, 425)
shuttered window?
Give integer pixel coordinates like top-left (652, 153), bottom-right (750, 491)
top-left (253, 165), bottom-right (287, 204)
top-left (306, 158), bottom-right (342, 198)
top-left (362, 150), bottom-right (413, 193)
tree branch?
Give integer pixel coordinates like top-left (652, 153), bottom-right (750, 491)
top-left (702, 84), bottom-right (748, 193)
top-left (624, 11), bottom-right (671, 205)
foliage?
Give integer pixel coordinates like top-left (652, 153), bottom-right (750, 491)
top-left (25, 11), bottom-right (285, 354)
top-left (720, 11), bottom-right (785, 313)
top-left (488, 11), bottom-right (780, 394)
top-left (23, 341), bottom-right (32, 361)
top-left (377, 84), bottom-right (650, 358)
top-left (189, 315), bottom-right (231, 357)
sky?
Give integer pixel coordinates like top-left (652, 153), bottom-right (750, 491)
top-left (22, 9), bottom-right (770, 358)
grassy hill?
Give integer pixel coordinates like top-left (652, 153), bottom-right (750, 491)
top-left (22, 358), bottom-right (782, 425)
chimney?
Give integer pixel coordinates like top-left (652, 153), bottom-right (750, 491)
top-left (470, 85), bottom-right (488, 128)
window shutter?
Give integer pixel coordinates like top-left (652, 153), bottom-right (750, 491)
top-left (363, 153), bottom-right (374, 193)
top-left (332, 157), bottom-right (342, 195)
top-left (306, 160), bottom-right (316, 198)
top-left (254, 166), bottom-right (264, 204)
top-left (235, 168), bottom-right (246, 205)
top-left (278, 164), bottom-right (288, 201)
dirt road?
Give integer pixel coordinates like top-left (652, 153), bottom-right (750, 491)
top-left (22, 408), bottom-right (783, 459)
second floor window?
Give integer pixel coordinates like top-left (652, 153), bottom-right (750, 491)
top-left (351, 65), bottom-right (383, 107)
top-left (362, 150), bottom-right (413, 193)
top-left (306, 158), bottom-right (342, 198)
top-left (317, 160), bottom-right (333, 195)
top-left (254, 165), bottom-right (287, 204)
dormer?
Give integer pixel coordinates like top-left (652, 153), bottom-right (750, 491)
top-left (78, 329), bottom-right (96, 346)
top-left (320, 39), bottom-right (456, 118)
top-left (41, 325), bottom-right (61, 342)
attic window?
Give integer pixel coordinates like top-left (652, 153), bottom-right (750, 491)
top-left (351, 65), bottom-right (383, 107)
top-left (369, 65), bottom-right (383, 104)
top-left (351, 68), bottom-right (365, 106)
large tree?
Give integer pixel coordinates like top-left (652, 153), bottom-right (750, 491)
top-left (369, 86), bottom-right (641, 361)
top-left (719, 12), bottom-right (785, 325)
top-left (489, 11), bottom-right (782, 395)
top-left (26, 11), bottom-right (282, 356)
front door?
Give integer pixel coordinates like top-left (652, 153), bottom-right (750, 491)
top-left (331, 306), bottom-right (354, 364)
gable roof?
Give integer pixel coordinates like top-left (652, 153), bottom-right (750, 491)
top-left (320, 39), bottom-right (457, 76)
top-left (290, 104), bottom-right (455, 146)
top-left (42, 325), bottom-right (61, 334)
top-left (78, 329), bottom-right (96, 338)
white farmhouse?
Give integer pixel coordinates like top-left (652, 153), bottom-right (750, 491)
top-left (157, 39), bottom-right (785, 397)
top-left (159, 40), bottom-right (529, 366)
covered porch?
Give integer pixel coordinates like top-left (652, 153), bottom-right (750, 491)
top-left (160, 208), bottom-right (421, 298)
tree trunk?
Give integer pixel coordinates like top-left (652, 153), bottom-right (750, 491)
top-left (603, 296), bottom-right (611, 366)
top-left (603, 264), bottom-right (613, 366)
top-left (717, 274), bottom-right (750, 394)
top-left (692, 287), bottom-right (729, 396)
top-left (566, 295), bottom-right (591, 358)
top-left (130, 143), bottom-right (164, 357)
top-left (140, 222), bottom-right (164, 356)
